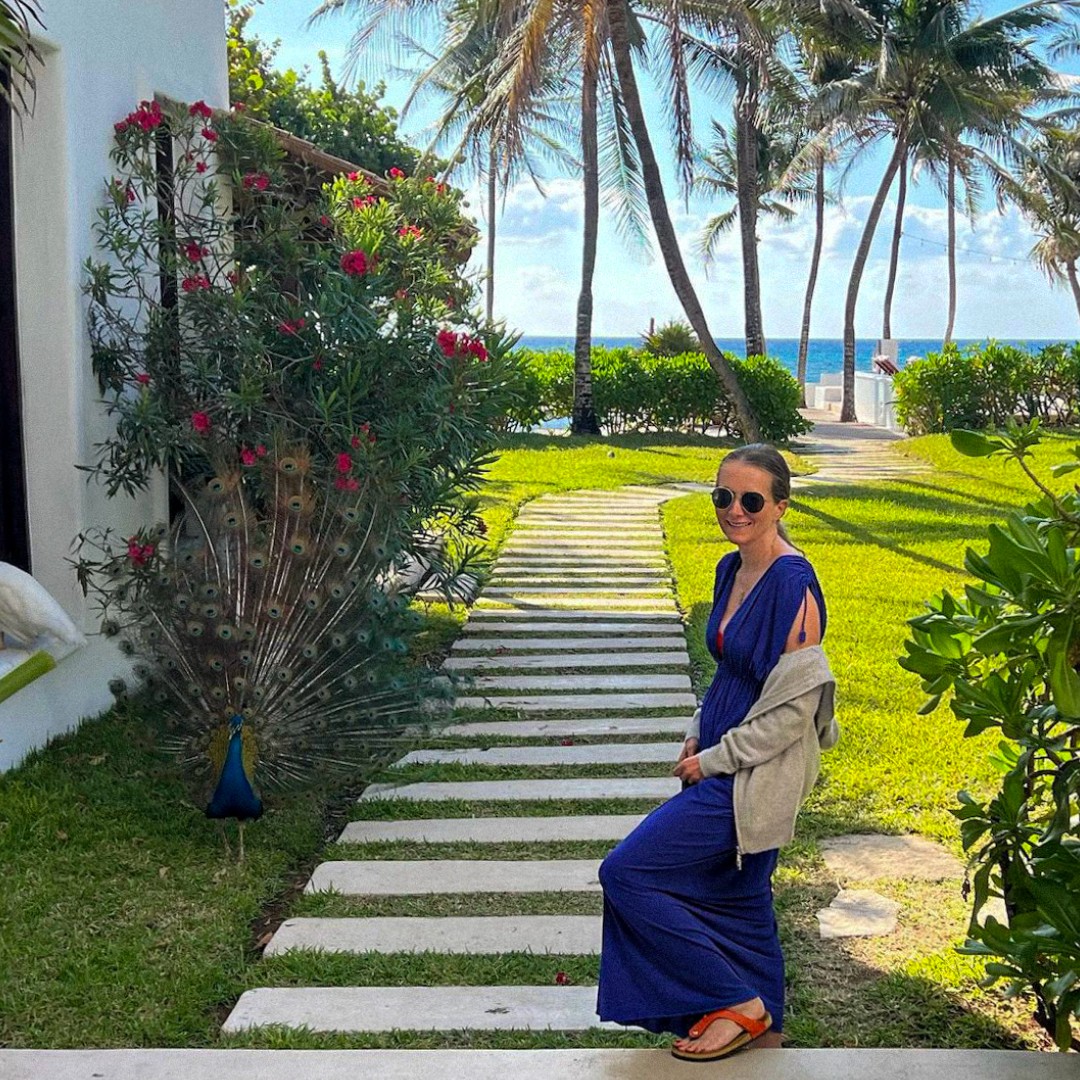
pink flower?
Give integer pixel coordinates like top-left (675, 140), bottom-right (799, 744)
top-left (340, 249), bottom-right (371, 276)
top-left (125, 100), bottom-right (163, 133)
top-left (183, 242), bottom-right (209, 261)
top-left (436, 182), bottom-right (448, 195)
top-left (336, 452), bottom-right (353, 475)
top-left (554, 972), bottom-right (572, 986)
top-left (334, 476), bottom-right (360, 491)
top-left (226, 270), bottom-right (239, 286)
top-left (436, 329), bottom-right (458, 358)
top-left (242, 172), bottom-right (270, 191)
top-left (189, 100), bottom-right (214, 120)
top-left (256, 444), bottom-right (267, 457)
top-left (201, 127), bottom-right (219, 142)
top-left (398, 224), bottom-right (422, 239)
top-left (347, 171), bottom-right (361, 182)
top-left (195, 161), bottom-right (208, 175)
top-left (351, 434), bottom-right (361, 449)
top-left (135, 373), bottom-right (151, 386)
top-left (560, 738), bottom-right (574, 746)
top-left (240, 446), bottom-right (257, 467)
top-left (394, 288), bottom-right (409, 302)
top-left (277, 318), bottom-right (306, 336)
top-left (191, 411), bottom-right (211, 435)
top-left (181, 275), bottom-right (211, 293)
top-left (319, 215), bottom-right (332, 227)
top-left (231, 101), bottom-right (246, 112)
top-left (388, 167), bottom-right (405, 180)
top-left (312, 358), bottom-right (323, 372)
top-left (114, 120), bottom-right (129, 134)
top-left (127, 538), bottom-right (155, 567)
top-left (352, 195), bottom-right (377, 210)
top-left (425, 175), bottom-right (435, 183)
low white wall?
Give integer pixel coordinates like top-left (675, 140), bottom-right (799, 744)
top-left (3, 0), bottom-right (227, 771)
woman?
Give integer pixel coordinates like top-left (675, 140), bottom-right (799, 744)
top-left (596, 443), bottom-right (838, 1061)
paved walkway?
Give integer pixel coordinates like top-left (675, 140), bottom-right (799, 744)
top-left (792, 408), bottom-right (927, 486)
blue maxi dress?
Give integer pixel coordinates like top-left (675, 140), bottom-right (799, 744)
top-left (596, 551), bottom-right (826, 1037)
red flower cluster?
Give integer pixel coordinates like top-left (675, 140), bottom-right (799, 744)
top-left (231, 101), bottom-right (246, 113)
top-left (340, 249), bottom-right (373, 276)
top-left (201, 127), bottom-right (219, 143)
top-left (319, 214), bottom-right (332, 227)
top-left (350, 422), bottom-right (376, 448)
top-left (181, 275), bottom-right (211, 293)
top-left (134, 372), bottom-right (151, 386)
top-left (240, 443), bottom-right (267, 467)
top-left (112, 179), bottom-right (136, 204)
top-left (388, 167), bottom-right (405, 180)
top-left (191, 411), bottom-right (211, 435)
top-left (182, 242), bottom-right (209, 261)
top-left (188, 100), bottom-right (214, 120)
top-left (352, 195), bottom-right (376, 210)
top-left (554, 972), bottom-right (573, 986)
top-left (242, 172), bottom-right (270, 191)
top-left (115, 100), bottom-right (163, 134)
top-left (347, 171), bottom-right (364, 182)
top-left (398, 224), bottom-right (422, 239)
top-left (436, 328), bottom-right (489, 362)
top-left (334, 449), bottom-right (361, 491)
top-left (277, 318), bottom-right (306, 336)
top-left (423, 175), bottom-right (449, 195)
top-left (195, 162), bottom-right (208, 175)
top-left (127, 538), bottom-right (155, 567)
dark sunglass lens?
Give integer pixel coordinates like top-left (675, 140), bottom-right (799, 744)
top-left (742, 492), bottom-right (766, 514)
top-left (711, 487), bottom-right (734, 509)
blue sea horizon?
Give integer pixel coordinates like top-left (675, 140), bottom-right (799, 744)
top-left (517, 334), bottom-right (1067, 386)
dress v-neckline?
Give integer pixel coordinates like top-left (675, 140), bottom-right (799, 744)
top-left (718, 553), bottom-right (802, 637)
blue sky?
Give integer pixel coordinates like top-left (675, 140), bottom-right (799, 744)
top-left (249, 0), bottom-right (1079, 341)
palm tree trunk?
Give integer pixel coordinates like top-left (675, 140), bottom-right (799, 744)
top-left (797, 157), bottom-right (825, 409)
top-left (882, 143), bottom-right (907, 340)
top-left (606, 0), bottom-right (761, 442)
top-left (1066, 260), bottom-right (1080, 323)
top-left (735, 73), bottom-right (765, 358)
top-left (842, 136), bottom-right (906, 422)
top-left (944, 157), bottom-right (957, 344)
top-left (572, 58), bottom-right (601, 435)
top-left (485, 141), bottom-right (496, 323)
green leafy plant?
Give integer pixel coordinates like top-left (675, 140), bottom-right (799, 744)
top-left (75, 97), bottom-right (514, 817)
top-left (900, 420), bottom-right (1080, 1050)
top-left (641, 319), bottom-right (702, 358)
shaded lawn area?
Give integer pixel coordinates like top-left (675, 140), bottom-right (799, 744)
top-left (0, 430), bottom-right (1069, 1049)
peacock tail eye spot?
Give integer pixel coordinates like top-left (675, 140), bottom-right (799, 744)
top-left (224, 513), bottom-right (241, 528)
top-left (251, 686), bottom-right (266, 701)
top-left (355, 629), bottom-right (371, 645)
top-left (108, 678), bottom-right (127, 697)
top-left (133, 599), bottom-right (149, 616)
top-left (174, 595), bottom-right (190, 610)
top-left (186, 621), bottom-right (204, 637)
top-left (266, 605), bottom-right (283, 620)
top-left (330, 633), bottom-right (347, 649)
top-left (373, 545), bottom-right (388, 559)
top-left (145, 626), bottom-right (160, 641)
top-left (132, 662), bottom-right (150, 679)
top-left (186, 683), bottom-right (200, 697)
top-left (278, 457), bottom-right (299, 474)
top-left (153, 523), bottom-right (168, 538)
top-left (154, 690), bottom-right (168, 703)
top-left (249, 552), bottom-right (267, 569)
top-left (330, 584), bottom-right (346, 599)
top-left (281, 697), bottom-right (298, 712)
top-left (290, 537), bottom-right (307, 556)
top-left (239, 624), bottom-right (256, 641)
top-left (276, 667), bottom-right (294, 682)
top-left (118, 639), bottom-right (135, 656)
top-left (208, 657), bottom-right (224, 672)
top-left (390, 676), bottom-right (405, 691)
top-left (100, 620), bottom-right (120, 637)
top-left (287, 496), bottom-right (305, 513)
top-left (316, 687), bottom-right (331, 702)
top-left (180, 551), bottom-right (197, 566)
top-left (202, 604), bottom-right (221, 619)
top-left (343, 675), bottom-right (358, 690)
top-left (334, 540), bottom-right (352, 558)
top-left (207, 477), bottom-right (227, 494)
top-left (210, 687), bottom-right (226, 701)
top-left (163, 658), bottom-right (178, 671)
top-left (201, 584), bottom-right (220, 599)
top-left (234, 676), bottom-right (247, 691)
top-left (239, 650), bottom-right (254, 665)
top-left (301, 643), bottom-right (318, 659)
top-left (216, 624), bottom-right (233, 640)
top-left (304, 594), bottom-right (321, 611)
top-left (364, 671), bottom-right (379, 685)
top-left (340, 507), bottom-right (359, 522)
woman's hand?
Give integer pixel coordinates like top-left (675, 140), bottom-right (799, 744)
top-left (674, 738), bottom-right (703, 785)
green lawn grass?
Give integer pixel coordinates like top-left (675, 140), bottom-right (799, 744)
top-left (0, 429), bottom-right (1067, 1050)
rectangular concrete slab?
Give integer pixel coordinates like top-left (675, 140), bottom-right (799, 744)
top-left (460, 623), bottom-right (682, 636)
top-left (469, 609), bottom-right (679, 621)
top-left (7, 1048), bottom-right (1076, 1080)
top-left (473, 599), bottom-right (675, 610)
top-left (444, 717), bottom-right (692, 737)
top-left (443, 652), bottom-right (689, 671)
top-left (453, 692), bottom-right (697, 710)
top-left (223, 986), bottom-right (613, 1033)
top-left (360, 777), bottom-right (680, 802)
top-left (495, 557), bottom-right (667, 567)
top-left (338, 814), bottom-right (647, 844)
top-left (488, 577), bottom-right (668, 587)
top-left (469, 673), bottom-right (692, 691)
top-left (265, 915), bottom-right (604, 956)
top-left (393, 743), bottom-right (682, 766)
top-left (482, 586), bottom-right (670, 596)
top-left (452, 636), bottom-right (688, 652)
top-left (306, 859), bottom-right (604, 894)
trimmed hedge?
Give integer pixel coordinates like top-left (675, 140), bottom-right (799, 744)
top-left (503, 346), bottom-right (811, 442)
top-left (894, 341), bottom-right (1080, 435)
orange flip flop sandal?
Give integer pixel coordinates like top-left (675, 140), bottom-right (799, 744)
top-left (670, 1008), bottom-right (773, 1062)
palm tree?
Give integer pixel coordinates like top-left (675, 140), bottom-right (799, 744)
top-left (1, 0), bottom-right (43, 114)
top-left (829, 0), bottom-right (1067, 421)
top-left (696, 117), bottom-right (816, 358)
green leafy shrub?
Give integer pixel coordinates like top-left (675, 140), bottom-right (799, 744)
top-left (894, 341), bottom-right (1080, 435)
top-left (900, 421), bottom-right (1080, 1050)
top-left (642, 318), bottom-right (702, 357)
top-left (503, 347), bottom-right (808, 441)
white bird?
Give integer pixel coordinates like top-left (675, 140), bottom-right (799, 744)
top-left (0, 562), bottom-right (86, 656)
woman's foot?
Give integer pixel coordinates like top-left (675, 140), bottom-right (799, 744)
top-left (671, 997), bottom-right (769, 1058)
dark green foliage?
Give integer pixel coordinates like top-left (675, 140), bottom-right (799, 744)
top-left (901, 421), bottom-right (1080, 1050)
top-left (504, 347), bottom-right (810, 442)
top-left (894, 342), bottom-right (1080, 435)
top-left (228, 4), bottom-right (422, 176)
top-left (641, 319), bottom-right (702, 357)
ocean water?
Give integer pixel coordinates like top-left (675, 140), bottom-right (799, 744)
top-left (517, 335), bottom-right (1064, 385)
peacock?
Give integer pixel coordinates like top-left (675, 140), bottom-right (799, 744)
top-left (79, 442), bottom-right (451, 859)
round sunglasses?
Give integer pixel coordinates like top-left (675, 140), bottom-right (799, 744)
top-left (711, 486), bottom-right (767, 514)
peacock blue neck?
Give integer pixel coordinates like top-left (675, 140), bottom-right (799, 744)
top-left (206, 716), bottom-right (263, 821)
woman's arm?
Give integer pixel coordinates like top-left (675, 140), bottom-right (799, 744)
top-left (784, 588), bottom-right (822, 653)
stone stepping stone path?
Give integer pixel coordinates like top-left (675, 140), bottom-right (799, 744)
top-left (227, 486), bottom-right (688, 1039)
top-left (817, 889), bottom-right (901, 939)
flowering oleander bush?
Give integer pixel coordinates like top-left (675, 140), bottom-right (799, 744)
top-left (504, 347), bottom-right (809, 441)
top-left (75, 98), bottom-right (518, 776)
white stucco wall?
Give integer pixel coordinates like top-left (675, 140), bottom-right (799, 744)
top-left (1, 0), bottom-right (228, 770)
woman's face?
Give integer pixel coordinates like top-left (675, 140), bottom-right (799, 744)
top-left (714, 459), bottom-right (788, 548)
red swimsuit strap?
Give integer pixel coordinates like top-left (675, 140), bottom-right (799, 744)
top-left (715, 625), bottom-right (724, 655)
